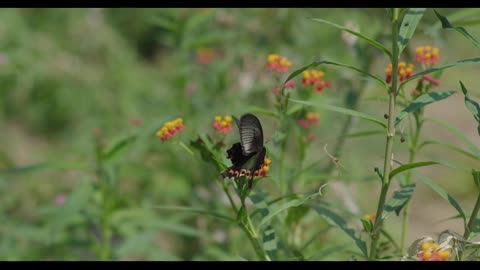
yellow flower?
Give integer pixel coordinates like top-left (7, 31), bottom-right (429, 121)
top-left (225, 116), bottom-right (232, 124)
top-left (268, 54), bottom-right (279, 63)
top-left (438, 250), bottom-right (450, 260)
top-left (215, 116), bottom-right (221, 123)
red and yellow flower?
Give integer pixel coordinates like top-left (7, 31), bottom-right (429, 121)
top-left (156, 118), bottom-right (186, 142)
top-left (385, 62), bottom-right (414, 84)
top-left (417, 241), bottom-right (451, 262)
top-left (267, 54), bottom-right (292, 74)
top-left (258, 157), bottom-right (271, 178)
top-left (415, 46), bottom-right (439, 66)
top-left (212, 115), bottom-right (233, 135)
top-left (297, 112), bottom-right (320, 129)
top-left (302, 70), bottom-right (332, 93)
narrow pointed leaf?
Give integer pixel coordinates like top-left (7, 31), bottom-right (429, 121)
top-left (398, 8), bottom-right (426, 54)
top-left (390, 161), bottom-right (442, 180)
top-left (283, 60), bottom-right (387, 91)
top-left (290, 99), bottom-right (386, 128)
top-left (382, 184), bottom-right (416, 220)
top-left (153, 205), bottom-right (235, 223)
top-left (313, 204), bottom-right (368, 257)
top-left (412, 172), bottom-right (466, 223)
top-left (310, 17), bottom-right (392, 59)
top-left (400, 58), bottom-right (480, 87)
top-left (460, 81), bottom-right (480, 136)
top-left (427, 118), bottom-right (480, 159)
top-left (395, 91), bottom-right (456, 127)
top-left (434, 9), bottom-right (480, 49)
top-left (419, 140), bottom-right (479, 160)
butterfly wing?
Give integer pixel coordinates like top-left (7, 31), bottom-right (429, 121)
top-left (222, 113), bottom-right (266, 189)
top-left (236, 113), bottom-right (264, 156)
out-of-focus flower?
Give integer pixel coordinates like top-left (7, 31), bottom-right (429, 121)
top-left (416, 241), bottom-right (451, 261)
top-left (415, 46), bottom-right (439, 66)
top-left (302, 70), bottom-right (332, 93)
top-left (271, 87), bottom-right (280, 95)
top-left (363, 213), bottom-right (376, 223)
top-left (342, 21), bottom-right (359, 47)
top-left (212, 115), bottom-right (233, 135)
top-left (385, 62), bottom-right (414, 84)
top-left (411, 89), bottom-right (421, 98)
top-left (272, 81), bottom-right (296, 96)
top-left (156, 118), bottom-right (186, 142)
top-left (54, 194), bottom-right (67, 207)
top-left (195, 47), bottom-right (216, 65)
top-left (297, 112), bottom-right (320, 129)
top-left (258, 157), bottom-right (271, 178)
top-left (422, 74), bottom-right (440, 86)
top-left (130, 118), bottom-right (142, 127)
top-left (284, 80), bottom-right (296, 89)
top-left (267, 54), bottom-right (292, 74)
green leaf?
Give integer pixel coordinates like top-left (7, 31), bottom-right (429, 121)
top-left (0, 162), bottom-right (87, 177)
top-left (258, 187), bottom-right (324, 228)
top-left (412, 171), bottom-right (466, 223)
top-left (382, 184), bottom-right (416, 220)
top-left (472, 170), bottom-right (480, 190)
top-left (309, 17), bottom-right (392, 60)
top-left (343, 130), bottom-right (385, 139)
top-left (400, 58), bottom-right (480, 87)
top-left (395, 91), bottom-right (456, 127)
top-left (389, 161), bottom-right (441, 180)
top-left (460, 81), bottom-right (480, 136)
top-left (152, 205), bottom-right (236, 223)
top-left (289, 99), bottom-right (386, 129)
top-left (313, 204), bottom-right (368, 257)
top-left (427, 118), bottom-right (480, 159)
top-left (434, 9), bottom-right (480, 49)
top-left (102, 135), bottom-right (136, 161)
top-left (283, 60), bottom-right (387, 90)
top-left (398, 8), bottom-right (426, 54)
top-left (190, 134), bottom-right (227, 171)
top-left (361, 219), bottom-right (373, 233)
top-left (419, 140), bottom-right (479, 161)
top-left (249, 189), bottom-right (278, 260)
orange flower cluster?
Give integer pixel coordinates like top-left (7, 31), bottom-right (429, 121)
top-left (415, 46), bottom-right (439, 66)
top-left (302, 70), bottom-right (331, 93)
top-left (385, 62), bottom-right (414, 84)
top-left (258, 158), bottom-right (271, 178)
top-left (267, 54), bottom-right (292, 73)
top-left (195, 47), bottom-right (216, 65)
top-left (212, 115), bottom-right (233, 135)
top-left (156, 118), bottom-right (186, 142)
top-left (297, 112), bottom-right (320, 129)
top-left (417, 241), bottom-right (451, 261)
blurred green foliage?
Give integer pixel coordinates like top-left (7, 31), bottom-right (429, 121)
top-left (0, 8), bottom-right (480, 261)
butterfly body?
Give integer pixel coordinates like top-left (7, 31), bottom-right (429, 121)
top-left (221, 113), bottom-right (267, 188)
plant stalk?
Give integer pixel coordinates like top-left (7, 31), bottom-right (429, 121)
top-left (369, 8), bottom-right (400, 260)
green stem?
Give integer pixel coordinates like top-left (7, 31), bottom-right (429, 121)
top-left (95, 139), bottom-right (111, 261)
top-left (178, 141), bottom-right (195, 156)
top-left (400, 113), bottom-right (423, 254)
top-left (369, 8), bottom-right (400, 260)
top-left (239, 200), bottom-right (269, 261)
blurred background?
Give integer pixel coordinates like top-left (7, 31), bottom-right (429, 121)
top-left (0, 8), bottom-right (479, 260)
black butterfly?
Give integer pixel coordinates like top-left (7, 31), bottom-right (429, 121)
top-left (221, 113), bottom-right (267, 189)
